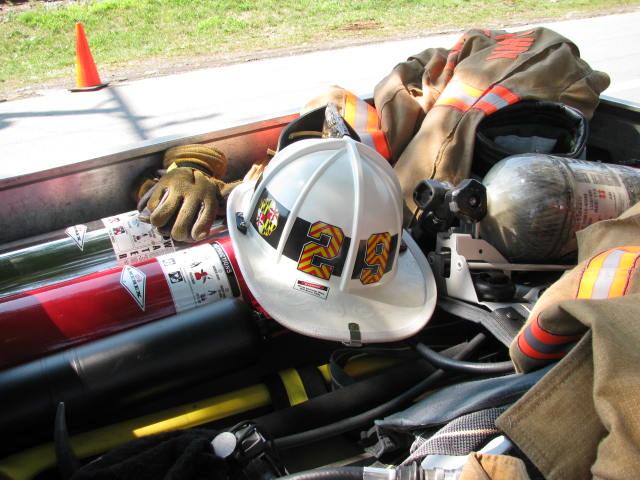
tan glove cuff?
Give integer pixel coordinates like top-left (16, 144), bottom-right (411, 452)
top-left (131, 176), bottom-right (158, 203)
top-left (163, 144), bottom-right (227, 179)
top-left (218, 179), bottom-right (241, 200)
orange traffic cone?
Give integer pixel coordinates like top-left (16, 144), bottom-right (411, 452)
top-left (70, 22), bottom-right (108, 92)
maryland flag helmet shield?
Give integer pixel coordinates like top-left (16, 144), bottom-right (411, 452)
top-left (256, 198), bottom-right (279, 237)
top-left (227, 137), bottom-right (437, 343)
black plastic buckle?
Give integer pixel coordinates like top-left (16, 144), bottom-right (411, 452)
top-left (236, 212), bottom-right (248, 234)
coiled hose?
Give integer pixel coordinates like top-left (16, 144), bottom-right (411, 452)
top-left (415, 342), bottom-right (514, 374)
top-left (272, 334), bottom-right (486, 449)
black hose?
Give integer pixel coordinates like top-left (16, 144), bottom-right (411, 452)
top-left (277, 459), bottom-right (426, 480)
top-left (415, 342), bottom-right (514, 374)
top-left (278, 466), bottom-right (364, 480)
top-left (272, 334), bottom-right (486, 450)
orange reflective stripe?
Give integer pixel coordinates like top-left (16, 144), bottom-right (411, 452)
top-left (344, 91), bottom-right (376, 131)
top-left (437, 97), bottom-right (472, 112)
top-left (366, 105), bottom-right (378, 131)
top-left (518, 243), bottom-right (640, 364)
top-left (517, 316), bottom-right (580, 361)
top-left (341, 91), bottom-right (391, 160)
top-left (578, 247), bottom-right (640, 299)
top-left (436, 80), bottom-right (519, 116)
top-left (472, 85), bottom-right (520, 115)
top-left (609, 251), bottom-right (640, 297)
top-left (343, 93), bottom-right (358, 127)
top-left (491, 85), bottom-right (519, 104)
top-left (618, 246), bottom-right (640, 253)
top-left (369, 131), bottom-right (391, 160)
top-left (435, 79), bottom-right (483, 112)
top-left (578, 250), bottom-right (611, 299)
top-left (473, 100), bottom-right (499, 115)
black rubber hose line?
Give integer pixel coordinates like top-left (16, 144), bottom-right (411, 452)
top-left (278, 467), bottom-right (364, 480)
top-left (415, 342), bottom-right (515, 374)
top-left (272, 333), bottom-right (487, 450)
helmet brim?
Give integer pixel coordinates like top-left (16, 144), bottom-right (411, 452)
top-left (227, 182), bottom-right (437, 343)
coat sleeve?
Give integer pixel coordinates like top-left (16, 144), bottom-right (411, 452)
top-left (373, 48), bottom-right (448, 161)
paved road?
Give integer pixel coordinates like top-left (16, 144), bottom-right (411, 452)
top-left (1, 10), bottom-right (639, 180)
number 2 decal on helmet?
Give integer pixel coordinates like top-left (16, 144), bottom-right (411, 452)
top-left (297, 221), bottom-right (345, 280)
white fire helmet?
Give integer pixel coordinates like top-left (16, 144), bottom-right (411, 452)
top-left (227, 137), bottom-right (436, 344)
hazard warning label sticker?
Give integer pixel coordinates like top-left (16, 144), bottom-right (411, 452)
top-left (65, 224), bottom-right (87, 251)
top-left (102, 212), bottom-right (175, 265)
top-left (120, 265), bottom-right (146, 311)
top-left (294, 279), bottom-right (329, 300)
top-left (158, 243), bottom-right (236, 312)
top-left (570, 160), bottom-right (631, 231)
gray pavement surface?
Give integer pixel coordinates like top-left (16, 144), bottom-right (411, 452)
top-left (1, 10), bottom-right (639, 180)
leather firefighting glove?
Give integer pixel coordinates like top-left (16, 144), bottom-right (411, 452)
top-left (137, 144), bottom-right (228, 243)
top-left (131, 170), bottom-right (161, 203)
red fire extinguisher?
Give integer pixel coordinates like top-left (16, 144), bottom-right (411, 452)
top-left (0, 233), bottom-right (257, 370)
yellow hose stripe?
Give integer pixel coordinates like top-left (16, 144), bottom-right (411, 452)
top-left (0, 357), bottom-right (399, 480)
top-left (133, 385), bottom-right (271, 436)
top-left (317, 364), bottom-right (332, 383)
top-left (279, 368), bottom-right (309, 406)
top-left (0, 385), bottom-right (271, 480)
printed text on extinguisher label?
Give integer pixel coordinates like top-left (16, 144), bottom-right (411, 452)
top-left (102, 212), bottom-right (175, 265)
top-left (158, 244), bottom-right (235, 312)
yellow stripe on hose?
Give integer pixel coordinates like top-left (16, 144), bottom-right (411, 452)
top-left (0, 358), bottom-right (399, 480)
top-left (279, 368), bottom-right (309, 406)
top-left (134, 385), bottom-right (271, 437)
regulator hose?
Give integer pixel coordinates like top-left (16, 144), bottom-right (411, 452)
top-left (278, 464), bottom-right (425, 480)
top-left (415, 342), bottom-right (515, 374)
top-left (272, 334), bottom-right (486, 450)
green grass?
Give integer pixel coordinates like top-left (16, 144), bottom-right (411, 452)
top-left (1, 0), bottom-right (638, 93)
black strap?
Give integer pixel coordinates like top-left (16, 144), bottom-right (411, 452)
top-left (296, 365), bottom-right (328, 398)
top-left (437, 296), bottom-right (525, 347)
top-left (174, 161), bottom-right (212, 176)
top-left (263, 374), bottom-right (290, 410)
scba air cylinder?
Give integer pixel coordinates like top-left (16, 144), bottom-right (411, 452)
top-left (0, 233), bottom-right (254, 369)
top-left (479, 154), bottom-right (640, 263)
